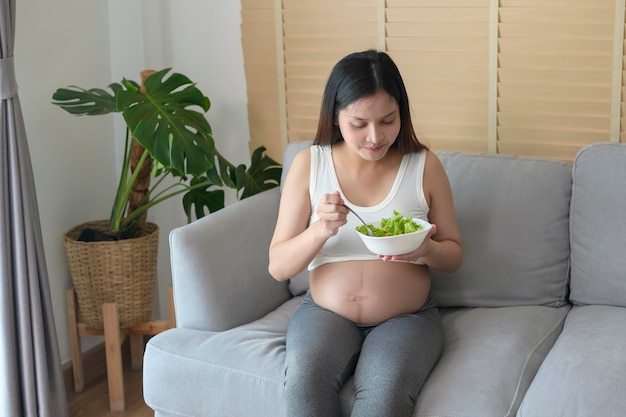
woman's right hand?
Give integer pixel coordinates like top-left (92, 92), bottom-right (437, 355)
top-left (313, 191), bottom-right (348, 239)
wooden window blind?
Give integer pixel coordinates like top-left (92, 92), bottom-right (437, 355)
top-left (386, 0), bottom-right (491, 153)
top-left (497, 0), bottom-right (620, 161)
top-left (241, 0), bottom-right (625, 163)
top-left (240, 0), bottom-right (283, 159)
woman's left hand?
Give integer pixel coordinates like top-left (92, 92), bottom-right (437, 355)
top-left (377, 224), bottom-right (438, 263)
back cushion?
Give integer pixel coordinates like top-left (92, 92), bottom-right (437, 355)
top-left (569, 143), bottom-right (626, 306)
top-left (432, 152), bottom-right (572, 307)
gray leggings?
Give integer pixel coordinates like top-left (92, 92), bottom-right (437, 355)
top-left (284, 291), bottom-right (443, 417)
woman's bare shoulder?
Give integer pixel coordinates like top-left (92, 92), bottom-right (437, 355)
top-left (423, 149), bottom-right (447, 178)
top-left (287, 147), bottom-right (311, 177)
top-left (422, 149), bottom-right (452, 198)
top-left (282, 146), bottom-right (312, 196)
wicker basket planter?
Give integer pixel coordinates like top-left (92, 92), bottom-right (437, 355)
top-left (63, 220), bottom-right (159, 329)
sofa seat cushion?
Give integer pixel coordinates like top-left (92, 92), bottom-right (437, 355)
top-left (146, 299), bottom-right (569, 417)
top-left (415, 305), bottom-right (570, 417)
top-left (144, 297), bottom-right (298, 417)
top-left (144, 296), bottom-right (357, 417)
top-left (517, 305), bottom-right (626, 417)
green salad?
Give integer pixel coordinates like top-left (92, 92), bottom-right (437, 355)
top-left (356, 210), bottom-right (423, 237)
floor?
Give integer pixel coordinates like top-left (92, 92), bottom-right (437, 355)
top-left (66, 340), bottom-right (153, 417)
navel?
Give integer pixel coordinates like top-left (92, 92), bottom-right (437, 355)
top-left (349, 294), bottom-right (367, 302)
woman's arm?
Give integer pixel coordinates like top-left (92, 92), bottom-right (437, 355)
top-left (419, 150), bottom-right (463, 272)
top-left (382, 150), bottom-right (463, 272)
top-left (268, 148), bottom-right (348, 281)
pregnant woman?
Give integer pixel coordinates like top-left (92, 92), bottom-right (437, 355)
top-left (269, 49), bottom-right (463, 417)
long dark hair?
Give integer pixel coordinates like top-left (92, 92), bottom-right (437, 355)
top-left (313, 50), bottom-right (427, 154)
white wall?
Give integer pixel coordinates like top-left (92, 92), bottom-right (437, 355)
top-left (15, 0), bottom-right (250, 364)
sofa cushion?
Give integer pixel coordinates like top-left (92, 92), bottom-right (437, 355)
top-left (145, 297), bottom-right (569, 417)
top-left (517, 305), bottom-right (626, 417)
top-left (432, 152), bottom-right (572, 307)
top-left (144, 296), bottom-right (355, 417)
top-left (415, 305), bottom-right (569, 417)
top-left (144, 297), bottom-right (299, 417)
top-left (569, 142), bottom-right (626, 306)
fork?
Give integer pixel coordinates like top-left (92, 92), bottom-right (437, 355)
top-left (343, 204), bottom-right (374, 236)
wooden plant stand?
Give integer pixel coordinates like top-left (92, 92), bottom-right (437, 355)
top-left (66, 287), bottom-right (175, 411)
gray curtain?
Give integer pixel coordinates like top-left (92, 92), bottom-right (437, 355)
top-left (1, 0), bottom-right (69, 416)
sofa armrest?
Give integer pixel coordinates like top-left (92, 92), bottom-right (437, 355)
top-left (169, 187), bottom-right (292, 331)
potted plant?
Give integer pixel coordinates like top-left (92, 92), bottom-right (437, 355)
top-left (53, 68), bottom-right (282, 328)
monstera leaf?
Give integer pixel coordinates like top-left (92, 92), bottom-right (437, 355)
top-left (181, 175), bottom-right (225, 222)
top-left (230, 146), bottom-right (282, 199)
top-left (183, 146), bottom-right (282, 220)
top-left (117, 69), bottom-right (215, 177)
top-left (51, 82), bottom-right (129, 116)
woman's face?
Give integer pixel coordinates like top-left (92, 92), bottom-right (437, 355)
top-left (336, 90), bottom-right (401, 161)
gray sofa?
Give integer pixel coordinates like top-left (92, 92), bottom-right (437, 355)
top-left (143, 141), bottom-right (626, 417)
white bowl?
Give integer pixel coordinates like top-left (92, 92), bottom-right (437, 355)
top-left (356, 218), bottom-right (432, 256)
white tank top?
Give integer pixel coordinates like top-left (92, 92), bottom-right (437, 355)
top-left (308, 144), bottom-right (429, 270)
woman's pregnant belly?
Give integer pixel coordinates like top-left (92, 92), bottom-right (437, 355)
top-left (309, 260), bottom-right (431, 325)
